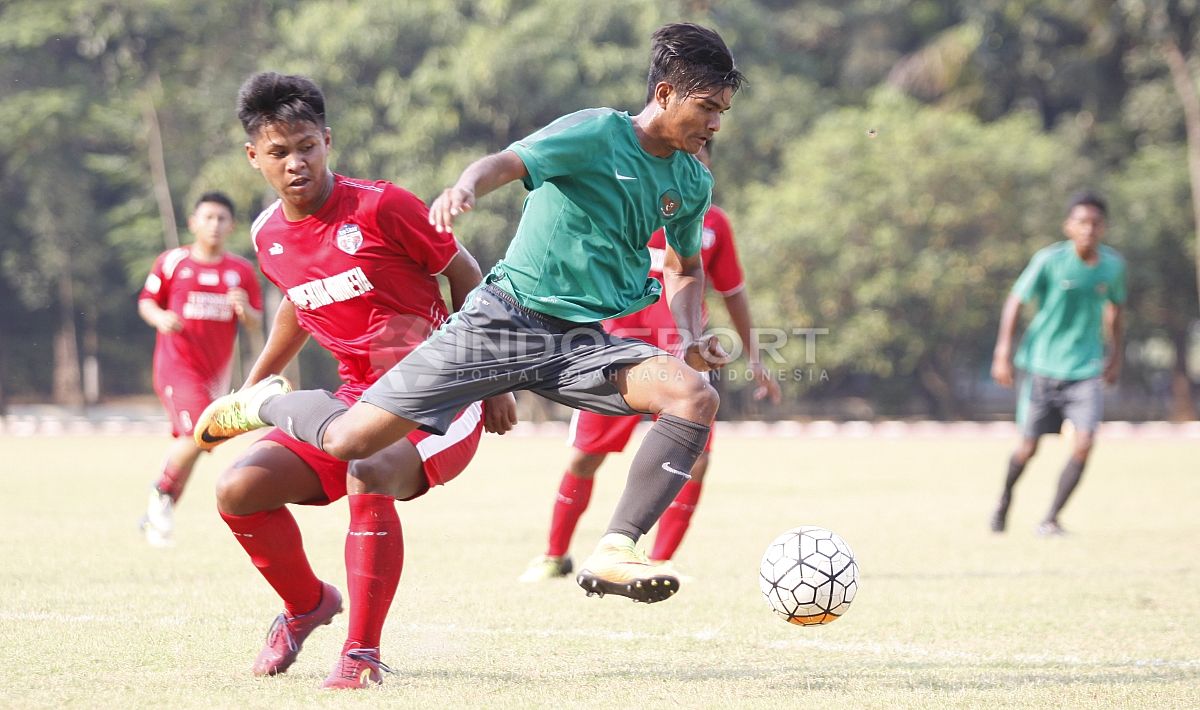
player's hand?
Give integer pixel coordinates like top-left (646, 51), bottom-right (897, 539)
top-left (683, 334), bottom-right (731, 372)
top-left (227, 287), bottom-right (249, 317)
top-left (155, 311), bottom-right (183, 334)
top-left (428, 185), bottom-right (475, 233)
top-left (482, 392), bottom-right (518, 435)
top-left (991, 355), bottom-right (1014, 388)
top-left (748, 361), bottom-right (782, 404)
top-left (1103, 356), bottom-right (1122, 385)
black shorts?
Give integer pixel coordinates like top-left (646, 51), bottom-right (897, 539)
top-left (361, 285), bottom-right (668, 435)
top-left (1017, 374), bottom-right (1104, 438)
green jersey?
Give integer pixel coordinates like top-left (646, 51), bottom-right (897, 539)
top-left (1013, 241), bottom-right (1126, 380)
top-left (487, 108), bottom-right (712, 322)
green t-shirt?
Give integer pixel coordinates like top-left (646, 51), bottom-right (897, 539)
top-left (1013, 241), bottom-right (1127, 380)
top-left (486, 108), bottom-right (712, 322)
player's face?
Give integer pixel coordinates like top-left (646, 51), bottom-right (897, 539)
top-left (1063, 204), bottom-right (1106, 257)
top-left (245, 121), bottom-right (333, 218)
top-left (661, 85), bottom-right (733, 155)
top-left (188, 201), bottom-right (234, 251)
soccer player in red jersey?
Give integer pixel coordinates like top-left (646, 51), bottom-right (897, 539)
top-left (137, 192), bottom-right (263, 547)
top-left (214, 72), bottom-right (516, 689)
top-left (520, 145), bottom-right (781, 582)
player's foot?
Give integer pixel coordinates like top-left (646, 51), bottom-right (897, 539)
top-left (989, 505), bottom-right (1008, 533)
top-left (1035, 520), bottom-right (1067, 537)
top-left (139, 488), bottom-right (175, 547)
top-left (518, 554), bottom-right (573, 582)
top-left (194, 375), bottom-right (291, 451)
top-left (322, 647), bottom-right (393, 689)
top-left (252, 582), bottom-right (343, 676)
top-left (576, 533), bottom-right (679, 603)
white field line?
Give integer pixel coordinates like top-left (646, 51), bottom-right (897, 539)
top-left (5, 611), bottom-right (1197, 670)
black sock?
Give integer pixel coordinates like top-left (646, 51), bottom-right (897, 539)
top-left (1045, 457), bottom-right (1086, 522)
top-left (259, 390), bottom-right (347, 452)
top-left (998, 455), bottom-right (1027, 512)
top-left (605, 414), bottom-right (710, 540)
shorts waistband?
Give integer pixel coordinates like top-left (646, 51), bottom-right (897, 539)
top-left (482, 284), bottom-right (597, 332)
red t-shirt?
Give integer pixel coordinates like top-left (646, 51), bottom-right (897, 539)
top-left (251, 175), bottom-right (460, 391)
top-left (605, 205), bottom-right (745, 353)
top-left (139, 249), bottom-right (263, 388)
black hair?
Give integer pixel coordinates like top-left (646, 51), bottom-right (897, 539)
top-left (646, 23), bottom-right (745, 103)
top-left (1067, 190), bottom-right (1107, 217)
top-left (194, 191), bottom-right (235, 220)
top-left (236, 72), bottom-right (326, 137)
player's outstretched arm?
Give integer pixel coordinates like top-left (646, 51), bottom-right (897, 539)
top-left (428, 150), bottom-right (527, 233)
top-left (721, 289), bottom-right (782, 404)
top-left (242, 299), bottom-right (309, 387)
top-left (991, 293), bottom-right (1023, 388)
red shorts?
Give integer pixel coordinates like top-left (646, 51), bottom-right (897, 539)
top-left (262, 389), bottom-right (484, 506)
top-left (567, 409), bottom-right (714, 454)
top-left (155, 377), bottom-right (222, 438)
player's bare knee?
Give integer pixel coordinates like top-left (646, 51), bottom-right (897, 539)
top-left (321, 429), bottom-right (374, 462)
top-left (682, 378), bottom-right (720, 422)
top-left (568, 450), bottom-right (605, 478)
top-left (215, 467), bottom-right (250, 515)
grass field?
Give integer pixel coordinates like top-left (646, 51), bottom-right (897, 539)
top-left (2, 429), bottom-right (1198, 709)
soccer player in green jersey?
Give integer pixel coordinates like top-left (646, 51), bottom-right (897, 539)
top-left (990, 191), bottom-right (1127, 536)
top-left (195, 23), bottom-right (745, 603)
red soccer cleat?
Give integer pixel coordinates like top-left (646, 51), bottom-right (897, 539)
top-left (321, 647), bottom-right (394, 689)
top-left (251, 582), bottom-right (343, 676)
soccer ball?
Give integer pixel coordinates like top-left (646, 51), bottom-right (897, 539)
top-left (759, 526), bottom-right (858, 626)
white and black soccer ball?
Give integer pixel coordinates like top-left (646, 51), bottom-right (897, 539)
top-left (759, 526), bottom-right (858, 626)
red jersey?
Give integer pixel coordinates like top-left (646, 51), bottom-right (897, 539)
top-left (139, 249), bottom-right (262, 389)
top-left (250, 175), bottom-right (460, 390)
top-left (605, 206), bottom-right (745, 353)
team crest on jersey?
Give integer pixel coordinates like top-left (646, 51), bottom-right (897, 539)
top-left (223, 270), bottom-right (241, 287)
top-left (179, 267), bottom-right (194, 280)
top-left (659, 189), bottom-right (681, 218)
top-left (336, 223), bottom-right (364, 254)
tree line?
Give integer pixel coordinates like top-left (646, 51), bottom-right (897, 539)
top-left (1, 0), bottom-right (1196, 419)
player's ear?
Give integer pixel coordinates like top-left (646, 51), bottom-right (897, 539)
top-left (654, 82), bottom-right (673, 110)
top-left (324, 127), bottom-right (332, 150)
top-left (245, 141), bottom-right (259, 170)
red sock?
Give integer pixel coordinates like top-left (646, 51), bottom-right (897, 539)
top-left (155, 463), bottom-right (191, 502)
top-left (221, 508), bottom-right (322, 617)
top-left (547, 471), bottom-right (594, 557)
top-left (651, 480), bottom-right (703, 561)
top-left (344, 494), bottom-right (403, 651)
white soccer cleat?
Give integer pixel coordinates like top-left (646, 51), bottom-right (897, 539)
top-left (140, 488), bottom-right (175, 548)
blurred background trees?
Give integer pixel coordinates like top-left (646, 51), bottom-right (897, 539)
top-left (1, 0), bottom-right (1196, 419)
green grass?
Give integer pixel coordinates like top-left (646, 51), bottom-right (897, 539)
top-left (1, 431), bottom-right (1197, 709)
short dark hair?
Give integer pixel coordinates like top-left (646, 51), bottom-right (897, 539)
top-left (195, 191), bottom-right (235, 220)
top-left (1067, 190), bottom-right (1107, 217)
top-left (646, 23), bottom-right (745, 103)
top-left (236, 72), bottom-right (326, 137)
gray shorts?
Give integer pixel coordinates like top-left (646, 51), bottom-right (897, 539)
top-left (361, 284), bottom-right (669, 435)
top-left (1017, 374), bottom-right (1104, 438)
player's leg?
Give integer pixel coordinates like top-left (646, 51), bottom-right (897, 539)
top-left (992, 374), bottom-right (1055, 532)
top-left (323, 402), bottom-right (483, 689)
top-left (215, 437), bottom-right (343, 676)
top-left (650, 437), bottom-right (712, 563)
top-left (142, 381), bottom-right (207, 545)
top-left (575, 355), bottom-right (718, 602)
top-left (1040, 378), bottom-right (1102, 534)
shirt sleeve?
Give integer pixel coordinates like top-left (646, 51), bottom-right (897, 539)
top-left (138, 252), bottom-right (170, 308)
top-left (376, 183), bottom-right (460, 275)
top-left (701, 207), bottom-right (746, 295)
top-left (508, 110), bottom-right (606, 192)
top-left (1011, 250), bottom-right (1047, 304)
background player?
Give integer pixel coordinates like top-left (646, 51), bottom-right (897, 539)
top-left (214, 72), bottom-right (516, 689)
top-left (196, 23), bottom-right (746, 605)
top-left (137, 192), bottom-right (262, 546)
top-left (990, 190), bottom-right (1126, 536)
top-left (520, 143), bottom-right (781, 582)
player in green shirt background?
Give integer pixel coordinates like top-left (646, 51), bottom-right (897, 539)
top-left (990, 190), bottom-right (1127, 536)
top-left (195, 22), bottom-right (745, 604)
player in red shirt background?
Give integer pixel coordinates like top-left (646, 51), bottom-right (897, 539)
top-left (137, 192), bottom-right (263, 547)
top-left (212, 72), bottom-right (516, 690)
top-left (519, 144), bottom-right (781, 582)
